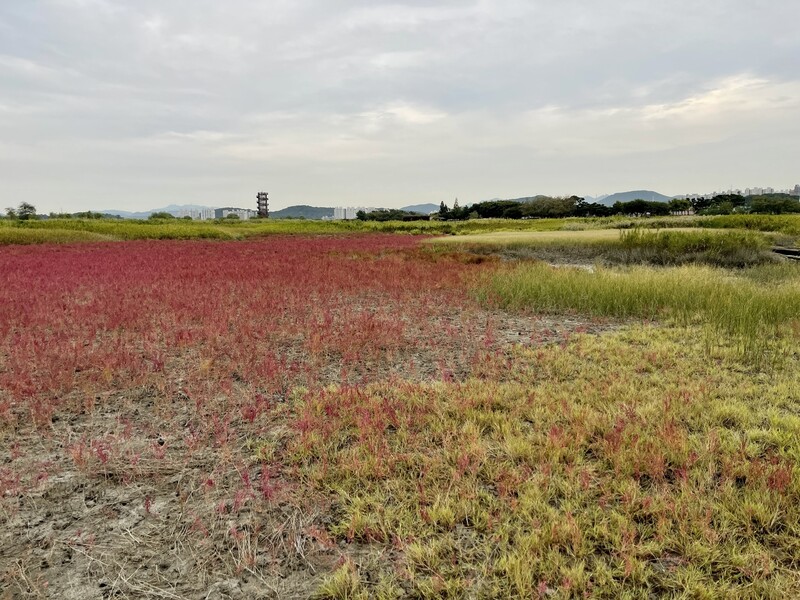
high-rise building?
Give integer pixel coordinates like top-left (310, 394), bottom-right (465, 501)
top-left (214, 207), bottom-right (258, 220)
top-left (175, 208), bottom-right (216, 220)
top-left (332, 206), bottom-right (378, 220)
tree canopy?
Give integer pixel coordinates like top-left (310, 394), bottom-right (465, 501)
top-left (4, 202), bottom-right (38, 220)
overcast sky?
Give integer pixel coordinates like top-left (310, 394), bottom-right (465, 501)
top-left (1, 0), bottom-right (799, 212)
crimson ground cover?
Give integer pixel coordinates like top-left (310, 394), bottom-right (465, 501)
top-left (2, 234), bottom-right (798, 599)
top-left (0, 235), bottom-right (514, 597)
top-left (0, 236), bottom-right (488, 415)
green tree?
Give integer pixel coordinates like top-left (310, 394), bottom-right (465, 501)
top-left (472, 200), bottom-right (520, 218)
top-left (668, 198), bottom-right (692, 214)
top-left (18, 202), bottom-right (37, 220)
top-left (5, 202), bottom-right (38, 220)
top-left (502, 205), bottom-right (523, 219)
top-left (750, 195), bottom-right (800, 214)
top-left (574, 198), bottom-right (613, 217)
top-left (521, 196), bottom-right (576, 218)
top-left (149, 211), bottom-right (175, 219)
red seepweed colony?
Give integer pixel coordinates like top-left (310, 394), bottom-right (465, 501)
top-left (0, 234), bottom-right (565, 597)
top-left (3, 233), bottom-right (799, 597)
top-left (1, 235), bottom-right (486, 412)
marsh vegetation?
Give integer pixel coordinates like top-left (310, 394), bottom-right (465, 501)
top-left (1, 217), bottom-right (799, 598)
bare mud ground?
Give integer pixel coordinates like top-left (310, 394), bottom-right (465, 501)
top-left (1, 310), bottom-right (620, 600)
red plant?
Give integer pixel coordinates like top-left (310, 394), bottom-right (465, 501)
top-left (0, 236), bottom-right (493, 429)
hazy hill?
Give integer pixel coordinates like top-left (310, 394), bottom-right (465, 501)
top-left (513, 195), bottom-right (553, 203)
top-left (400, 203), bottom-right (439, 214)
top-left (599, 190), bottom-right (672, 205)
top-left (269, 205), bottom-right (335, 219)
top-left (102, 204), bottom-right (216, 219)
top-left (483, 195), bottom-right (547, 204)
top-left (99, 203), bottom-right (431, 220)
top-left (272, 204), bottom-right (438, 218)
top-left (583, 195), bottom-right (610, 204)
top-left (102, 209), bottom-right (156, 219)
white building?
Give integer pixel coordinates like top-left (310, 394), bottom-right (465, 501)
top-left (333, 206), bottom-right (378, 220)
top-left (176, 208), bottom-right (216, 220)
top-left (744, 187), bottom-right (774, 196)
top-left (217, 208), bottom-right (258, 220)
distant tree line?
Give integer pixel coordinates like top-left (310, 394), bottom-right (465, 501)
top-left (51, 211), bottom-right (109, 219)
top-left (689, 193), bottom-right (800, 215)
top-left (356, 209), bottom-right (429, 222)
top-left (2, 205), bottom-right (130, 220)
top-left (434, 193), bottom-right (800, 220)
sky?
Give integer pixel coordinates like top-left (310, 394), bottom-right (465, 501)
top-left (1, 1), bottom-right (799, 213)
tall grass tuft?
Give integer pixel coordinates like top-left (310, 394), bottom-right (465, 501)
top-left (480, 262), bottom-right (800, 362)
top-left (437, 228), bottom-right (778, 267)
top-left (614, 228), bottom-right (772, 267)
top-left (0, 227), bottom-right (114, 244)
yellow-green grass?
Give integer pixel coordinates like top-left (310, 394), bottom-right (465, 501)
top-left (431, 228), bottom-right (631, 246)
top-left (618, 229), bottom-right (776, 267)
top-left (431, 227), bottom-right (772, 248)
top-left (0, 227), bottom-right (115, 244)
top-left (565, 215), bottom-right (800, 238)
top-left (433, 228), bottom-right (776, 268)
top-left (291, 326), bottom-right (800, 598)
top-left (0, 217), bottom-right (568, 242)
top-left (3, 213), bottom-right (798, 245)
top-left (479, 261), bottom-right (800, 362)
top-left (659, 214), bottom-right (800, 237)
top-left (0, 218), bottom-right (243, 241)
top-left (0, 217), bottom-right (606, 245)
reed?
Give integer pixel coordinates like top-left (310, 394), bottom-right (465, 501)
top-left (479, 261), bottom-right (800, 362)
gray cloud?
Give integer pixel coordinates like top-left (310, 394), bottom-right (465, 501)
top-left (1, 0), bottom-right (799, 211)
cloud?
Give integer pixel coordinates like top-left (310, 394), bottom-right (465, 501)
top-left (0, 0), bottom-right (799, 211)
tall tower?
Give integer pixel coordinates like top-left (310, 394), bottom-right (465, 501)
top-left (256, 192), bottom-right (269, 218)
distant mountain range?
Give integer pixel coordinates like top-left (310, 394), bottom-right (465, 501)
top-left (270, 205), bottom-right (335, 219)
top-left (101, 203), bottom-right (441, 219)
top-left (100, 194), bottom-right (676, 219)
top-left (487, 191), bottom-right (673, 207)
top-left (399, 203), bottom-right (440, 215)
top-left (101, 204), bottom-right (212, 219)
top-left (594, 190), bottom-right (673, 206)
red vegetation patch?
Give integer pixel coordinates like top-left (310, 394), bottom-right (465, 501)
top-left (0, 235), bottom-right (489, 416)
top-left (0, 235), bottom-right (508, 596)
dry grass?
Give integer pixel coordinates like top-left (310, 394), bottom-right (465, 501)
top-left (3, 234), bottom-right (800, 598)
top-left (292, 326), bottom-right (800, 598)
top-left (430, 229), bottom-right (631, 246)
top-left (479, 261), bottom-right (800, 364)
top-left (0, 227), bottom-right (114, 244)
top-left (432, 228), bottom-right (777, 268)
